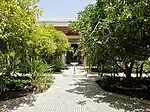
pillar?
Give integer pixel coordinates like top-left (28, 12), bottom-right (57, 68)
top-left (62, 53), bottom-right (66, 65)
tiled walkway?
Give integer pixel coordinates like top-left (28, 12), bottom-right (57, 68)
top-left (0, 66), bottom-right (150, 112)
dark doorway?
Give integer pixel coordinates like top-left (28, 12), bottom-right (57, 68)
top-left (66, 44), bottom-right (82, 64)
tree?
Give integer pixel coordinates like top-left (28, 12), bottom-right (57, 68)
top-left (0, 0), bottom-right (70, 93)
top-left (70, 0), bottom-right (150, 86)
top-left (0, 0), bottom-right (37, 75)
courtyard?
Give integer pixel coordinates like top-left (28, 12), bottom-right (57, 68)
top-left (1, 0), bottom-right (150, 112)
top-left (0, 66), bottom-right (150, 112)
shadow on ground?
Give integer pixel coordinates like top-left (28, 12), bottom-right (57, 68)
top-left (66, 78), bottom-right (150, 112)
top-left (0, 94), bottom-right (36, 112)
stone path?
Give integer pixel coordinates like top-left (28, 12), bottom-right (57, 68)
top-left (0, 66), bottom-right (150, 112)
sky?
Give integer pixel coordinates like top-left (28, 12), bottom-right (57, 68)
top-left (38, 0), bottom-right (95, 19)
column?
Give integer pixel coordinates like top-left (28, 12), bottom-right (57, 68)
top-left (62, 53), bottom-right (66, 65)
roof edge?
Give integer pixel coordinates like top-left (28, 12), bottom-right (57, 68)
top-left (37, 18), bottom-right (77, 22)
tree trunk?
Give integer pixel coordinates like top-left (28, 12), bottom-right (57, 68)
top-left (98, 65), bottom-right (103, 77)
top-left (113, 65), bottom-right (116, 79)
top-left (125, 70), bottom-right (132, 87)
top-left (100, 65), bottom-right (104, 77)
top-left (124, 60), bottom-right (134, 87)
top-left (136, 65), bottom-right (139, 78)
top-left (140, 62), bottom-right (144, 79)
top-left (112, 58), bottom-right (134, 86)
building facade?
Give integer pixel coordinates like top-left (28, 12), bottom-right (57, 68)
top-left (37, 19), bottom-right (86, 65)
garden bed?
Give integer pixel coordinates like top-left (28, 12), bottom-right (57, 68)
top-left (0, 90), bottom-right (33, 101)
top-left (0, 75), bottom-right (54, 101)
top-left (0, 83), bottom-right (53, 101)
top-left (96, 76), bottom-right (150, 100)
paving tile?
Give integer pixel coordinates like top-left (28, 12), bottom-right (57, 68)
top-left (0, 66), bottom-right (150, 112)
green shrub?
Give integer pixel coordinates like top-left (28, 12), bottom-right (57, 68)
top-left (30, 60), bottom-right (53, 92)
top-left (0, 77), bottom-right (9, 94)
top-left (143, 61), bottom-right (150, 73)
top-left (0, 0), bottom-right (69, 98)
top-left (51, 59), bottom-right (66, 72)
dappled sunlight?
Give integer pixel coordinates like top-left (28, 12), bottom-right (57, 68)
top-left (0, 94), bottom-right (36, 112)
top-left (66, 78), bottom-right (150, 112)
top-left (76, 100), bottom-right (87, 105)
